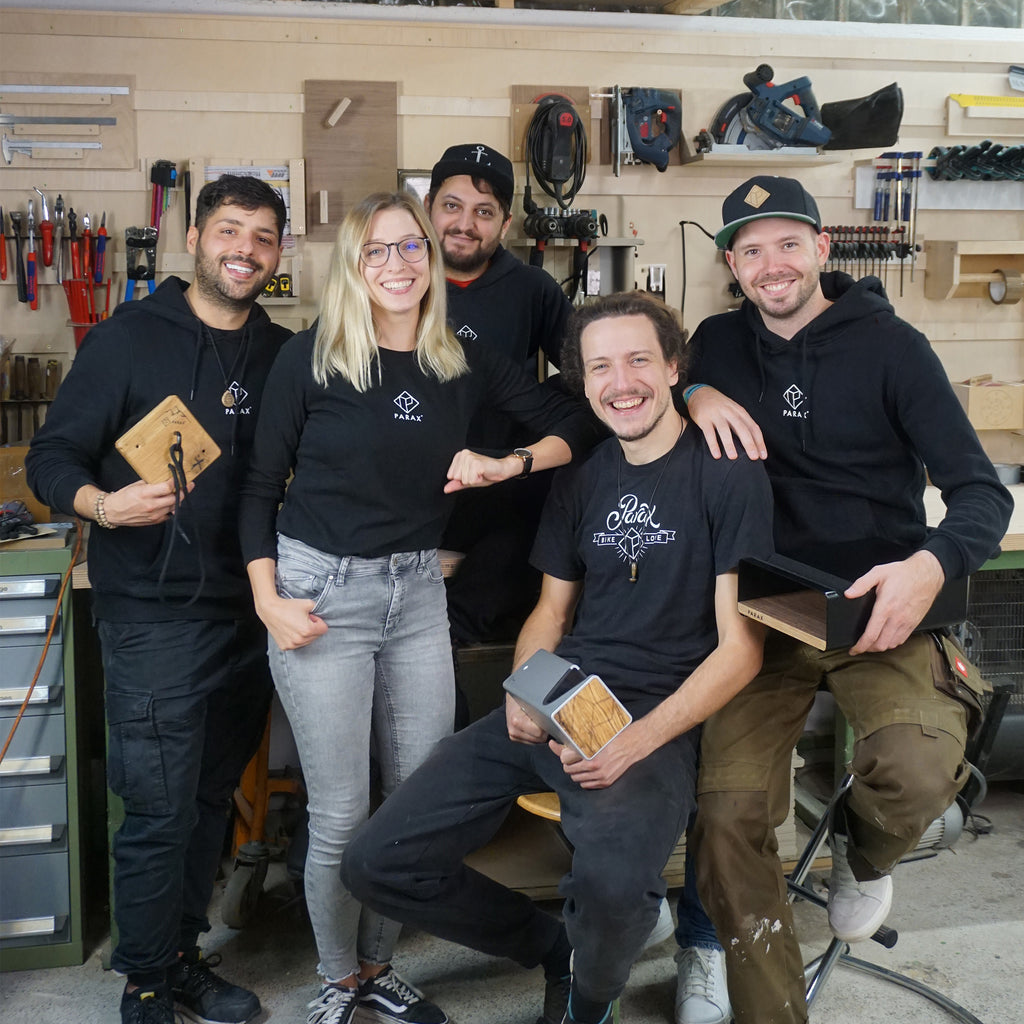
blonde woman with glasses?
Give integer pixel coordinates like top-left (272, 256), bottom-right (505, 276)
top-left (239, 191), bottom-right (589, 1024)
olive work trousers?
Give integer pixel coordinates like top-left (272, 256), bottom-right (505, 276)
top-left (692, 630), bottom-right (972, 1024)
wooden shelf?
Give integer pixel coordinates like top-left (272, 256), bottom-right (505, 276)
top-left (923, 240), bottom-right (1024, 301)
top-left (683, 147), bottom-right (842, 167)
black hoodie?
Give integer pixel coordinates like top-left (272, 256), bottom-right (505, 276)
top-left (27, 277), bottom-right (291, 620)
top-left (446, 244), bottom-right (572, 451)
top-left (687, 272), bottom-right (1012, 581)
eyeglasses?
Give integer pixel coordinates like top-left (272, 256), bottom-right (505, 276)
top-left (360, 236), bottom-right (430, 268)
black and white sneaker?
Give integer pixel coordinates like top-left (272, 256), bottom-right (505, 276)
top-left (169, 947), bottom-right (260, 1024)
top-left (307, 984), bottom-right (360, 1024)
top-left (356, 966), bottom-right (448, 1023)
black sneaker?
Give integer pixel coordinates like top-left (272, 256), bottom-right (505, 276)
top-left (169, 947), bottom-right (261, 1024)
top-left (357, 965), bottom-right (448, 1023)
top-left (306, 983), bottom-right (359, 1024)
top-left (537, 974), bottom-right (571, 1024)
top-left (121, 982), bottom-right (176, 1024)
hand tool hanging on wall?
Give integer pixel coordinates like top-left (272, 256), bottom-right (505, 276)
top-left (1, 133), bottom-right (103, 165)
top-left (94, 212), bottom-right (108, 285)
top-left (149, 159), bottom-right (177, 232)
top-left (9, 209), bottom-right (28, 303)
top-left (53, 194), bottom-right (66, 284)
top-left (82, 213), bottom-right (93, 283)
top-left (0, 207), bottom-right (6, 281)
top-left (26, 200), bottom-right (38, 310)
top-left (33, 188), bottom-right (54, 266)
top-left (124, 226), bottom-right (158, 301)
top-left (68, 208), bottom-right (81, 279)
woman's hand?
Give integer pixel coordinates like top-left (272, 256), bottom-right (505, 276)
top-left (255, 593), bottom-right (328, 651)
top-left (444, 449), bottom-right (522, 493)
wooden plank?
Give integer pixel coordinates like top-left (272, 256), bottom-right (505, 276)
top-left (302, 80), bottom-right (398, 243)
top-left (739, 592), bottom-right (829, 651)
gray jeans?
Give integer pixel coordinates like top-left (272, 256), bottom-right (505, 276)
top-left (270, 535), bottom-right (455, 982)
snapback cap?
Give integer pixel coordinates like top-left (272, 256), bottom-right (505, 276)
top-left (429, 144), bottom-right (515, 206)
top-left (715, 175), bottom-right (822, 250)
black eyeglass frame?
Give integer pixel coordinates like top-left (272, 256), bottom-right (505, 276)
top-left (359, 236), bottom-right (431, 268)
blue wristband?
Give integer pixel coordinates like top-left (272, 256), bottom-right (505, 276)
top-left (682, 383), bottom-right (707, 403)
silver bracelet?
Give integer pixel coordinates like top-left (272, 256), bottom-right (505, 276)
top-left (94, 492), bottom-right (115, 529)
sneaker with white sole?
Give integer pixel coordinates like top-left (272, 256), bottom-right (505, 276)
top-left (643, 897), bottom-right (675, 950)
top-left (356, 966), bottom-right (448, 1023)
top-left (169, 948), bottom-right (260, 1024)
top-left (307, 983), bottom-right (359, 1024)
top-left (827, 833), bottom-right (894, 942)
top-left (120, 983), bottom-right (176, 1024)
top-left (674, 946), bottom-right (731, 1024)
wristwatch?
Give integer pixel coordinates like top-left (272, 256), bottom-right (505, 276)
top-left (511, 447), bottom-right (534, 478)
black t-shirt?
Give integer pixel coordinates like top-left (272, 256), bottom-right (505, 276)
top-left (530, 426), bottom-right (774, 710)
top-left (239, 332), bottom-right (590, 563)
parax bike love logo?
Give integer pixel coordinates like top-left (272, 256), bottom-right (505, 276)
top-left (783, 383), bottom-right (809, 419)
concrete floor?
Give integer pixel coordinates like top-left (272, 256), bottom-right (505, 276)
top-left (2, 782), bottom-right (1022, 1024)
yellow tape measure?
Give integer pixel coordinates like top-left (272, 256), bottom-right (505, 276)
top-left (950, 93), bottom-right (1024, 108)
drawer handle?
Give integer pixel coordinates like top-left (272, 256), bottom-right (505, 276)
top-left (0, 824), bottom-right (65, 846)
top-left (0, 615), bottom-right (52, 635)
top-left (0, 755), bottom-right (63, 777)
top-left (0, 579), bottom-right (54, 599)
top-left (0, 685), bottom-right (60, 706)
top-left (0, 914), bottom-right (66, 940)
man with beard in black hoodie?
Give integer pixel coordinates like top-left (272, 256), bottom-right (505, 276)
top-left (425, 144), bottom-right (576, 649)
top-left (676, 175), bottom-right (1013, 1024)
top-left (27, 175), bottom-right (291, 1024)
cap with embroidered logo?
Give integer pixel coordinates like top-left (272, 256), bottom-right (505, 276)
top-left (715, 175), bottom-right (822, 250)
top-left (429, 144), bottom-right (515, 206)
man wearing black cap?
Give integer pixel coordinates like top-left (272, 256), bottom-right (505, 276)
top-left (677, 175), bottom-right (1012, 1024)
top-left (425, 143), bottom-right (577, 649)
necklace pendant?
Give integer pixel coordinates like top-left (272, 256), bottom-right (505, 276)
top-left (629, 561), bottom-right (638, 583)
top-left (221, 389), bottom-right (235, 408)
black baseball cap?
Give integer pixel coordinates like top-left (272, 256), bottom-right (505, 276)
top-left (429, 144), bottom-right (515, 206)
top-left (715, 175), bottom-right (822, 250)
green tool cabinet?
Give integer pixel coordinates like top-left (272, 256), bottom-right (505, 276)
top-left (0, 544), bottom-right (86, 970)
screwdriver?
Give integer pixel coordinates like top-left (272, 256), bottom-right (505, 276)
top-left (82, 212), bottom-right (93, 283)
top-left (27, 199), bottom-right (38, 310)
top-left (0, 206), bottom-right (6, 280)
top-left (33, 187), bottom-right (54, 266)
top-left (54, 194), bottom-right (65, 284)
top-left (68, 207), bottom-right (80, 279)
top-left (94, 211), bottom-right (108, 284)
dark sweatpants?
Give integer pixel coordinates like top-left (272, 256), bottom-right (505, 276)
top-left (343, 705), bottom-right (697, 1004)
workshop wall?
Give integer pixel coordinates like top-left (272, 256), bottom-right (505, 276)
top-left (2, 7), bottom-right (1023, 459)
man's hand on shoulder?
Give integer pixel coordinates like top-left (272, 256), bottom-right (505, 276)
top-left (846, 549), bottom-right (946, 655)
top-left (686, 386), bottom-right (767, 462)
top-left (549, 720), bottom-right (654, 790)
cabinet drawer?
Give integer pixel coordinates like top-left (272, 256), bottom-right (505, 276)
top-left (0, 849), bottom-right (71, 948)
top-left (0, 713), bottom-right (66, 786)
top-left (0, 781), bottom-right (68, 855)
top-left (0, 575), bottom-right (63, 650)
top-left (0, 643), bottom-right (65, 716)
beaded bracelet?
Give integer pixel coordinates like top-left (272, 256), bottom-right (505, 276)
top-left (94, 492), bottom-right (115, 529)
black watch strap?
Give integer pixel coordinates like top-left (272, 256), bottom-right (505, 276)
top-left (512, 447), bottom-right (534, 478)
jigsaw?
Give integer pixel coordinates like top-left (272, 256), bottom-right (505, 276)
top-left (605, 85), bottom-right (683, 176)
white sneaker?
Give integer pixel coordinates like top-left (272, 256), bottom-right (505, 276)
top-left (674, 946), bottom-right (730, 1024)
top-left (643, 897), bottom-right (675, 950)
top-left (827, 833), bottom-right (894, 942)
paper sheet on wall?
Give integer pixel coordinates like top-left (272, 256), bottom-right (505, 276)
top-left (204, 164), bottom-right (296, 249)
